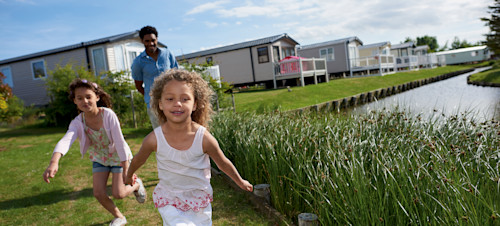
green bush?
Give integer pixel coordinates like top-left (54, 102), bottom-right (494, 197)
top-left (181, 62), bottom-right (233, 111)
top-left (44, 64), bottom-right (96, 127)
top-left (100, 70), bottom-right (149, 128)
top-left (44, 64), bottom-right (149, 128)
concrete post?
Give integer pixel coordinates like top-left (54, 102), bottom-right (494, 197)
top-left (298, 213), bottom-right (318, 226)
top-left (253, 184), bottom-right (271, 203)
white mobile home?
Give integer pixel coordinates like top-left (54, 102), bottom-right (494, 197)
top-left (435, 46), bottom-right (490, 65)
top-left (390, 42), bottom-right (419, 71)
top-left (355, 41), bottom-right (395, 75)
top-left (0, 31), bottom-right (153, 106)
top-left (414, 45), bottom-right (439, 68)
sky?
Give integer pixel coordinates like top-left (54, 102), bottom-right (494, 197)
top-left (0, 0), bottom-right (492, 61)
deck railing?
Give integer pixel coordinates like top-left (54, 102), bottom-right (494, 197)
top-left (352, 55), bottom-right (394, 68)
top-left (273, 58), bottom-right (327, 88)
top-left (276, 58), bottom-right (327, 77)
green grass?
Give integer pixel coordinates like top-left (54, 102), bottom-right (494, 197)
top-left (0, 125), bottom-right (276, 225)
top-left (211, 109), bottom-right (500, 225)
top-left (233, 65), bottom-right (477, 112)
top-left (468, 66), bottom-right (500, 84)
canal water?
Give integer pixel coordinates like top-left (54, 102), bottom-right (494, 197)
top-left (351, 67), bottom-right (500, 122)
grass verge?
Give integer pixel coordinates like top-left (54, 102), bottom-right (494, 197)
top-left (468, 65), bottom-right (500, 84)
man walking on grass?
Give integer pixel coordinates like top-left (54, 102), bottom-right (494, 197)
top-left (131, 25), bottom-right (179, 128)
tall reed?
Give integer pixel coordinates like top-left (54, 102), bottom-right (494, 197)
top-left (210, 108), bottom-right (500, 225)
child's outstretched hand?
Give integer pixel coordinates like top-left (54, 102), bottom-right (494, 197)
top-left (43, 163), bottom-right (58, 183)
top-left (124, 174), bottom-right (136, 186)
top-left (239, 180), bottom-right (253, 192)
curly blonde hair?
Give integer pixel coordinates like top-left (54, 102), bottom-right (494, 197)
top-left (150, 69), bottom-right (214, 127)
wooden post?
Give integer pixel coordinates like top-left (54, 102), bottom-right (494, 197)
top-left (215, 93), bottom-right (220, 111)
top-left (231, 93), bottom-right (236, 113)
top-left (298, 213), bottom-right (318, 226)
top-left (130, 90), bottom-right (137, 129)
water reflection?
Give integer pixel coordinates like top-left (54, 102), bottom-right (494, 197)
top-left (352, 67), bottom-right (500, 121)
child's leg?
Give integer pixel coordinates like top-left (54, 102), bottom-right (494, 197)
top-left (93, 172), bottom-right (124, 219)
top-left (111, 172), bottom-right (139, 199)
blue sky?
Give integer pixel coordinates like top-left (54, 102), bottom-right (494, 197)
top-left (0, 0), bottom-right (491, 61)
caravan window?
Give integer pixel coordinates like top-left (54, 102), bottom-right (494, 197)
top-left (282, 47), bottom-right (295, 58)
top-left (92, 47), bottom-right (107, 76)
top-left (258, 47), bottom-right (269, 63)
top-left (1, 66), bottom-right (13, 87)
top-left (31, 60), bottom-right (47, 79)
top-left (320, 48), bottom-right (334, 61)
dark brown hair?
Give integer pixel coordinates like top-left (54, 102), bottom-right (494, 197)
top-left (68, 79), bottom-right (112, 110)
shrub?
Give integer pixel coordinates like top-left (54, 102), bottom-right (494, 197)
top-left (44, 64), bottom-right (96, 127)
top-left (0, 72), bottom-right (24, 124)
top-left (44, 63), bottom-right (149, 128)
top-left (181, 62), bottom-right (233, 110)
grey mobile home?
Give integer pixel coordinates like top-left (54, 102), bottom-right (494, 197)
top-left (177, 33), bottom-right (299, 88)
top-left (297, 37), bottom-right (363, 77)
top-left (0, 31), bottom-right (154, 106)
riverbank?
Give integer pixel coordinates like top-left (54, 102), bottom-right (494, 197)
top-left (290, 68), bottom-right (477, 114)
top-left (467, 63), bottom-right (500, 87)
top-left (233, 64), bottom-right (486, 113)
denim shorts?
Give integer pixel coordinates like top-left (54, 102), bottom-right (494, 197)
top-left (92, 161), bottom-right (123, 174)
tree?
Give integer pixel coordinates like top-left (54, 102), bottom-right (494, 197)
top-left (416, 35), bottom-right (439, 52)
top-left (439, 41), bottom-right (449, 51)
top-left (451, 36), bottom-right (474, 50)
top-left (481, 0), bottom-right (500, 54)
top-left (402, 35), bottom-right (439, 52)
top-left (403, 37), bottom-right (415, 43)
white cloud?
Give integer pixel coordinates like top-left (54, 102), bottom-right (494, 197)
top-left (186, 0), bottom-right (229, 15)
top-left (204, 21), bottom-right (218, 28)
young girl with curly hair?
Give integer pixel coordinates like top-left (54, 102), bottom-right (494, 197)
top-left (126, 70), bottom-right (253, 225)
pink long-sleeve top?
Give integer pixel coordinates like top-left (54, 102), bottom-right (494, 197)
top-left (53, 107), bottom-right (132, 162)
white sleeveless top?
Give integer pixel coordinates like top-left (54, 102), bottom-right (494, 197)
top-left (152, 126), bottom-right (213, 212)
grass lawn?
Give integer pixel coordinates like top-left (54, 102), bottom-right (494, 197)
top-left (0, 125), bottom-right (276, 225)
top-left (233, 64), bottom-right (481, 112)
top-left (468, 65), bottom-right (500, 84)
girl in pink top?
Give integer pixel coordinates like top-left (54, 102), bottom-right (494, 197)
top-left (126, 70), bottom-right (253, 225)
top-left (43, 79), bottom-right (146, 226)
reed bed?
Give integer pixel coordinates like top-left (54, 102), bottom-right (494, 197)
top-left (210, 109), bottom-right (500, 225)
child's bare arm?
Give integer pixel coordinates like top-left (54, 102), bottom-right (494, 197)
top-left (43, 152), bottom-right (63, 183)
top-left (125, 132), bottom-right (157, 185)
top-left (203, 132), bottom-right (253, 192)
